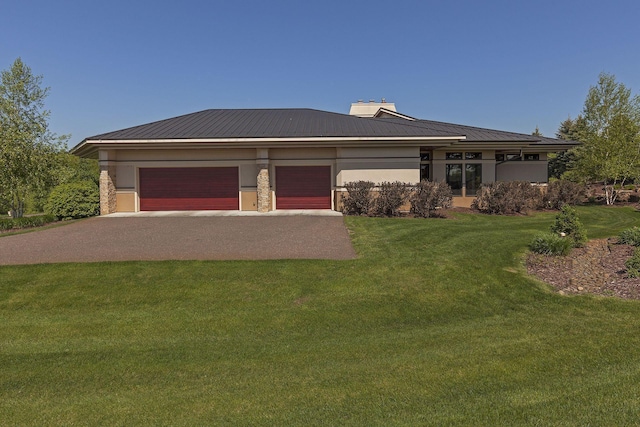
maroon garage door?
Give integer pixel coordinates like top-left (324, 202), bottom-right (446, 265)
top-left (139, 167), bottom-right (239, 211)
top-left (276, 166), bottom-right (331, 209)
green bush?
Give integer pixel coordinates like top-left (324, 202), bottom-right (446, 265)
top-left (543, 180), bottom-right (586, 210)
top-left (529, 233), bottom-right (574, 256)
top-left (0, 214), bottom-right (57, 231)
top-left (471, 181), bottom-right (543, 215)
top-left (624, 184), bottom-right (636, 191)
top-left (342, 181), bottom-right (375, 216)
top-left (619, 227), bottom-right (640, 246)
top-left (409, 180), bottom-right (453, 218)
top-left (371, 181), bottom-right (409, 217)
top-left (45, 181), bottom-right (100, 220)
top-left (550, 205), bottom-right (587, 247)
top-left (625, 247), bottom-right (640, 278)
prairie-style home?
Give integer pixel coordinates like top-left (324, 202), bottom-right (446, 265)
top-left (70, 101), bottom-right (577, 214)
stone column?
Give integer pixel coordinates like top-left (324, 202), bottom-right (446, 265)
top-left (99, 151), bottom-right (117, 215)
top-left (257, 163), bottom-right (271, 213)
top-left (256, 148), bottom-right (271, 213)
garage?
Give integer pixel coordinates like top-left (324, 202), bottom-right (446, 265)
top-left (139, 167), bottom-right (239, 211)
top-left (275, 166), bottom-right (331, 209)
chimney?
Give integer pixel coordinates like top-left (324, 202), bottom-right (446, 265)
top-left (349, 99), bottom-right (397, 117)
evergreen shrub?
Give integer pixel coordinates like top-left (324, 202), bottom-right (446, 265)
top-left (45, 181), bottom-right (100, 220)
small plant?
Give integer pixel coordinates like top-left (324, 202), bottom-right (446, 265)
top-left (550, 205), bottom-right (587, 247)
top-left (45, 181), bottom-right (100, 220)
top-left (0, 214), bottom-right (57, 231)
top-left (543, 180), bottom-right (586, 209)
top-left (625, 247), bottom-right (640, 278)
top-left (619, 227), bottom-right (640, 246)
top-left (529, 232), bottom-right (574, 256)
top-left (342, 181), bottom-right (375, 216)
top-left (409, 181), bottom-right (453, 218)
top-left (371, 181), bottom-right (409, 217)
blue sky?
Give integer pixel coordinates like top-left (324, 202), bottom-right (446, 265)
top-left (2, 0), bottom-right (639, 147)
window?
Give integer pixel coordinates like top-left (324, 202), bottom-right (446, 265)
top-left (420, 149), bottom-right (431, 181)
top-left (524, 154), bottom-right (540, 161)
top-left (420, 164), bottom-right (430, 181)
top-left (446, 164), bottom-right (463, 196)
top-left (465, 164), bottom-right (482, 195)
top-left (495, 154), bottom-right (505, 161)
top-left (465, 152), bottom-right (482, 160)
top-left (446, 152), bottom-right (463, 160)
top-left (506, 154), bottom-right (520, 161)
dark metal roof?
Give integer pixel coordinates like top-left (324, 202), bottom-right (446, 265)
top-left (84, 109), bottom-right (463, 141)
top-left (376, 118), bottom-right (573, 145)
top-left (75, 108), bottom-right (579, 156)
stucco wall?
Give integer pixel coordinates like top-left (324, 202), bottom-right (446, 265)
top-left (496, 161), bottom-right (548, 182)
top-left (336, 146), bottom-right (419, 186)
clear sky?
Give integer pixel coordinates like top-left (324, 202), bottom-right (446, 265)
top-left (1, 0), bottom-right (639, 147)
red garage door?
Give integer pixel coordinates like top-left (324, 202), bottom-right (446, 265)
top-left (276, 166), bottom-right (331, 209)
top-left (139, 167), bottom-right (238, 211)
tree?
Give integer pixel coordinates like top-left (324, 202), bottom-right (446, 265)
top-left (548, 116), bottom-right (585, 180)
top-left (570, 73), bottom-right (640, 204)
top-left (531, 126), bottom-right (542, 136)
top-left (0, 58), bottom-right (67, 217)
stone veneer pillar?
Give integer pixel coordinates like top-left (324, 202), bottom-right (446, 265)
top-left (257, 163), bottom-right (271, 213)
top-left (99, 164), bottom-right (117, 215)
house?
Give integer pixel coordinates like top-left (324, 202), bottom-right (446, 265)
top-left (70, 101), bottom-right (577, 214)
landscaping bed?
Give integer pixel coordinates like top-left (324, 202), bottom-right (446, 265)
top-left (527, 238), bottom-right (640, 299)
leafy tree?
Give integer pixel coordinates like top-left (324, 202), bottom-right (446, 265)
top-left (0, 58), bottom-right (67, 217)
top-left (531, 126), bottom-right (542, 136)
top-left (570, 73), bottom-right (640, 204)
top-left (27, 153), bottom-right (99, 213)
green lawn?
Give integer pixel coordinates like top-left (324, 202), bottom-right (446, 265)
top-left (2, 206), bottom-right (640, 426)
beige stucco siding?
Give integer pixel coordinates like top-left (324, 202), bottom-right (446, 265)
top-left (240, 163), bottom-right (258, 188)
top-left (336, 147), bottom-right (419, 186)
top-left (114, 148), bottom-right (255, 161)
top-left (115, 192), bottom-right (136, 212)
top-left (270, 147), bottom-right (336, 160)
top-left (115, 164), bottom-right (135, 189)
top-left (496, 161), bottom-right (548, 182)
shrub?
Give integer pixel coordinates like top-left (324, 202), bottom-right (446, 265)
top-left (371, 181), bottom-right (409, 217)
top-left (529, 232), bottom-right (573, 256)
top-left (624, 184), bottom-right (636, 191)
top-left (543, 180), bottom-right (586, 209)
top-left (45, 181), bottom-right (100, 220)
top-left (619, 227), bottom-right (640, 246)
top-left (0, 214), bottom-right (57, 231)
top-left (342, 181), bottom-right (375, 216)
top-left (471, 181), bottom-right (542, 215)
top-left (625, 247), bottom-right (640, 278)
top-left (409, 181), bottom-right (453, 218)
top-left (550, 205), bottom-right (587, 247)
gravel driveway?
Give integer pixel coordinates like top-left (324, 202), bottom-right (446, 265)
top-left (0, 216), bottom-right (357, 265)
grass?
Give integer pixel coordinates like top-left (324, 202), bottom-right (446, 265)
top-left (1, 205), bottom-right (640, 425)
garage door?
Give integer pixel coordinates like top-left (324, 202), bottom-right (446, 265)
top-left (276, 166), bottom-right (331, 209)
top-left (139, 167), bottom-right (239, 211)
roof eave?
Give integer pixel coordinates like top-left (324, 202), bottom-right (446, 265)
top-left (70, 135), bottom-right (467, 157)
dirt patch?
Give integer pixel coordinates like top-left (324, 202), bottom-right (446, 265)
top-left (527, 239), bottom-right (640, 299)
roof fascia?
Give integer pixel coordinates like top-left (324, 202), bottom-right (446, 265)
top-left (70, 135), bottom-right (467, 157)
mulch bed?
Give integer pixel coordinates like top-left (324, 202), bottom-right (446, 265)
top-left (527, 239), bottom-right (640, 300)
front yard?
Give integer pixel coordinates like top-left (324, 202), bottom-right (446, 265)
top-left (1, 206), bottom-right (640, 425)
